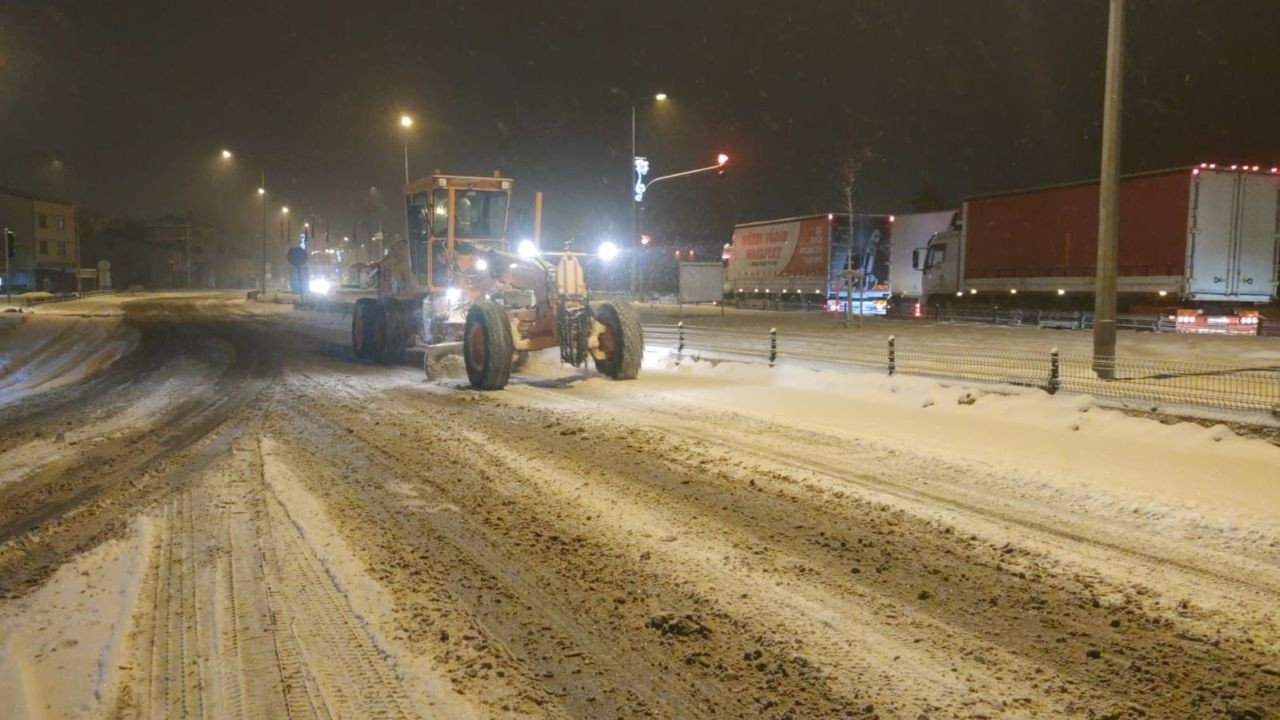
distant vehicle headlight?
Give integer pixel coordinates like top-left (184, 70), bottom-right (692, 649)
top-left (517, 239), bottom-right (538, 258)
top-left (308, 278), bottom-right (331, 294)
top-left (475, 258), bottom-right (489, 272)
top-left (598, 240), bottom-right (620, 262)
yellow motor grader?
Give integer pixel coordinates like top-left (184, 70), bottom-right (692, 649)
top-left (351, 172), bottom-right (642, 390)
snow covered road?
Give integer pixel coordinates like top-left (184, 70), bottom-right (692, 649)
top-left (0, 293), bottom-right (1277, 719)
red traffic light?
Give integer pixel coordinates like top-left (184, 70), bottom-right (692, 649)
top-left (716, 153), bottom-right (730, 166)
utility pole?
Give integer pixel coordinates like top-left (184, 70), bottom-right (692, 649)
top-left (74, 213), bottom-right (82, 295)
top-left (184, 220), bottom-right (192, 289)
top-left (629, 100), bottom-right (638, 297)
top-left (1092, 0), bottom-right (1125, 380)
top-left (4, 228), bottom-right (12, 304)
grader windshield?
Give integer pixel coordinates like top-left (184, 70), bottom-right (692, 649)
top-left (407, 188), bottom-right (509, 242)
top-left (405, 177), bottom-right (512, 288)
top-left (429, 189), bottom-right (508, 239)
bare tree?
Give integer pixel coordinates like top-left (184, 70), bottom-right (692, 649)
top-left (837, 145), bottom-right (874, 328)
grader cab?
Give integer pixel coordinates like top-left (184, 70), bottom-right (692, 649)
top-left (350, 172), bottom-right (643, 390)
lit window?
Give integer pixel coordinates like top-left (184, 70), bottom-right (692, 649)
top-left (56, 216), bottom-right (65, 230)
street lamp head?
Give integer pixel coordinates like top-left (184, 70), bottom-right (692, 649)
top-left (399, 114), bottom-right (413, 129)
top-left (654, 92), bottom-right (668, 102)
top-left (716, 153), bottom-right (730, 166)
top-left (221, 149), bottom-right (232, 160)
top-left (281, 206), bottom-right (289, 214)
top-left (257, 187), bottom-right (265, 195)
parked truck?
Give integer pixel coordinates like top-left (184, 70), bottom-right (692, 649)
top-left (723, 213), bottom-right (893, 314)
top-left (916, 166), bottom-right (1280, 318)
top-left (351, 172), bottom-right (643, 389)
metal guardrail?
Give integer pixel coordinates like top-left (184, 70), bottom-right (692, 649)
top-left (645, 323), bottom-right (1280, 416)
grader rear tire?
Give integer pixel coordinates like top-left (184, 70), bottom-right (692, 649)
top-left (463, 300), bottom-right (514, 390)
top-left (373, 300), bottom-right (406, 365)
top-left (592, 301), bottom-right (643, 380)
top-left (351, 298), bottom-right (378, 360)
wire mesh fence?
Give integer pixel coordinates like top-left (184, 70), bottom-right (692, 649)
top-left (646, 323), bottom-right (1280, 416)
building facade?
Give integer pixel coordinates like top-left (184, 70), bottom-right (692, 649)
top-left (145, 219), bottom-right (255, 289)
top-left (0, 187), bottom-right (78, 293)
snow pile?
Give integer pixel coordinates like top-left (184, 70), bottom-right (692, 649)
top-left (0, 316), bottom-right (138, 407)
top-left (580, 350), bottom-right (1280, 532)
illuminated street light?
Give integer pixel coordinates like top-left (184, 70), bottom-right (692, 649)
top-left (257, 187), bottom-right (265, 195)
top-left (598, 240), bottom-right (620, 261)
top-left (717, 153), bottom-right (730, 166)
top-left (221, 149), bottom-right (232, 160)
top-left (517, 239), bottom-right (538, 258)
top-left (399, 114), bottom-right (414, 183)
top-left (630, 90), bottom-right (670, 294)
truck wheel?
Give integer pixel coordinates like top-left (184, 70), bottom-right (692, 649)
top-left (373, 300), bottom-right (406, 365)
top-left (464, 300), bottom-right (514, 390)
top-left (352, 298), bottom-right (378, 360)
top-left (592, 301), bottom-right (643, 380)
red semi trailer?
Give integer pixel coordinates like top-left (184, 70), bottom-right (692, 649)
top-left (917, 166), bottom-right (1279, 315)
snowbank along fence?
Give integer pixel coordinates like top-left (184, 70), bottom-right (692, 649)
top-left (646, 322), bottom-right (1280, 417)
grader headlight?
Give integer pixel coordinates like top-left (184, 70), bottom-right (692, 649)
top-left (598, 240), bottom-right (620, 262)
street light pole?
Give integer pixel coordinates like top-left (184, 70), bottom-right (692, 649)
top-left (259, 177), bottom-right (267, 293)
top-left (629, 92), bottom-right (667, 298)
top-left (400, 114), bottom-right (414, 184)
top-left (1092, 0), bottom-right (1125, 379)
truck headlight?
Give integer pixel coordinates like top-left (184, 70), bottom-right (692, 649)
top-left (445, 287), bottom-right (462, 303)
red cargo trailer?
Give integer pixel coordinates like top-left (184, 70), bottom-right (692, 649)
top-left (918, 166), bottom-right (1280, 310)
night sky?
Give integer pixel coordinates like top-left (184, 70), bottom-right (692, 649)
top-left (3, 1), bottom-right (1279, 255)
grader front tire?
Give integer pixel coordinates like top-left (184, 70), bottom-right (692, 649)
top-left (463, 300), bottom-right (514, 390)
top-left (592, 301), bottom-right (643, 380)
